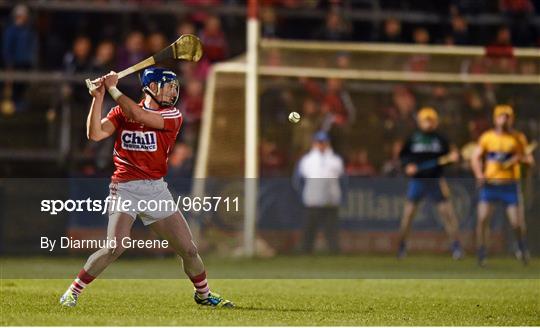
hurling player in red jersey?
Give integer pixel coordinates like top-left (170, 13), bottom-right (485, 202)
top-left (60, 68), bottom-right (234, 308)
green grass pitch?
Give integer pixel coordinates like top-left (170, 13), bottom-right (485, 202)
top-left (1, 256), bottom-right (539, 326)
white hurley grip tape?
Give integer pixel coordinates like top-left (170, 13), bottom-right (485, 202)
top-left (108, 87), bottom-right (123, 101)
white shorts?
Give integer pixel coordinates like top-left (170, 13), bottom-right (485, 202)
top-left (108, 178), bottom-right (178, 225)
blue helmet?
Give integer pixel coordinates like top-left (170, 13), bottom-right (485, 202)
top-left (141, 67), bottom-right (179, 108)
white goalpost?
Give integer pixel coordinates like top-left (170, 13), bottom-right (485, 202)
top-left (244, 0), bottom-right (260, 257)
top-left (192, 1), bottom-right (260, 256)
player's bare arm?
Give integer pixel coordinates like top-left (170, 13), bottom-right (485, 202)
top-left (524, 153), bottom-right (535, 166)
top-left (520, 137), bottom-right (536, 167)
top-left (405, 163), bottom-right (418, 176)
top-left (504, 153), bottom-right (523, 168)
top-left (503, 135), bottom-right (524, 168)
top-left (448, 145), bottom-right (460, 163)
top-left (102, 71), bottom-right (165, 130)
top-left (86, 80), bottom-right (116, 141)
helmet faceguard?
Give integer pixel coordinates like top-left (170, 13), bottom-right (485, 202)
top-left (141, 67), bottom-right (180, 108)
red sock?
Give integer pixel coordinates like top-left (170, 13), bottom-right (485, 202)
top-left (68, 269), bottom-right (95, 295)
top-left (190, 271), bottom-right (210, 298)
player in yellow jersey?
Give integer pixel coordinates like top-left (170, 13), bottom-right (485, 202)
top-left (471, 105), bottom-right (530, 266)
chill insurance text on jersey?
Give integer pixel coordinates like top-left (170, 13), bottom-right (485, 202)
top-left (106, 101), bottom-right (182, 182)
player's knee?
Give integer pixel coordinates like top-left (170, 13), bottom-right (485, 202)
top-left (477, 210), bottom-right (488, 221)
top-left (509, 220), bottom-right (520, 229)
top-left (438, 208), bottom-right (450, 219)
top-left (179, 243), bottom-right (199, 259)
top-left (477, 214), bottom-right (489, 226)
top-left (103, 245), bottom-right (126, 259)
top-left (186, 244), bottom-right (199, 258)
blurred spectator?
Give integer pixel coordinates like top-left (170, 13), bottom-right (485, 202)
top-left (301, 77), bottom-right (355, 128)
top-left (485, 25), bottom-right (514, 61)
top-left (491, 25), bottom-right (513, 47)
top-left (380, 17), bottom-right (403, 43)
top-left (500, 0), bottom-right (534, 13)
top-left (167, 142), bottom-right (194, 195)
top-left (146, 32), bottom-right (167, 54)
top-left (292, 97), bottom-right (322, 157)
top-left (405, 27), bottom-right (431, 72)
top-left (63, 35), bottom-right (93, 111)
top-left (312, 11), bottom-right (351, 41)
top-left (179, 60), bottom-right (210, 81)
top-left (63, 35), bottom-right (94, 151)
top-left (443, 34), bottom-right (456, 46)
top-left (184, 0), bottom-right (222, 27)
top-left (324, 78), bottom-right (355, 127)
top-left (261, 6), bottom-right (280, 38)
top-left (180, 79), bottom-right (204, 123)
top-left (484, 26), bottom-right (517, 77)
top-left (2, 5), bottom-right (37, 70)
top-left (63, 35), bottom-right (93, 74)
top-left (90, 40), bottom-right (117, 130)
top-left (499, 0), bottom-right (535, 46)
top-left (380, 85), bottom-right (417, 139)
top-left (412, 27), bottom-right (430, 44)
top-left (199, 15), bottom-right (228, 63)
top-left (2, 4), bottom-right (37, 112)
top-left (167, 142), bottom-right (194, 179)
top-left (116, 31), bottom-right (146, 70)
top-left (381, 139), bottom-right (404, 176)
top-left (117, 31), bottom-right (147, 98)
top-left (335, 52), bottom-right (351, 69)
top-left (346, 148), bottom-right (377, 177)
top-left (519, 60), bottom-right (538, 74)
top-left (260, 138), bottom-right (287, 177)
top-left (179, 79), bottom-right (204, 150)
top-left (176, 20), bottom-right (197, 37)
top-left (293, 131), bottom-right (344, 254)
top-left (268, 48), bottom-right (284, 67)
top-left (463, 89), bottom-right (490, 141)
top-left (91, 40), bottom-right (116, 73)
top-left (449, 15), bottom-right (470, 45)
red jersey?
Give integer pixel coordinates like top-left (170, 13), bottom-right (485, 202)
top-left (106, 102), bottom-right (182, 182)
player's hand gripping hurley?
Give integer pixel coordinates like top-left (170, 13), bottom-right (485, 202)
top-left (405, 151), bottom-right (460, 176)
top-left (501, 141), bottom-right (538, 169)
top-left (85, 34), bottom-right (203, 93)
